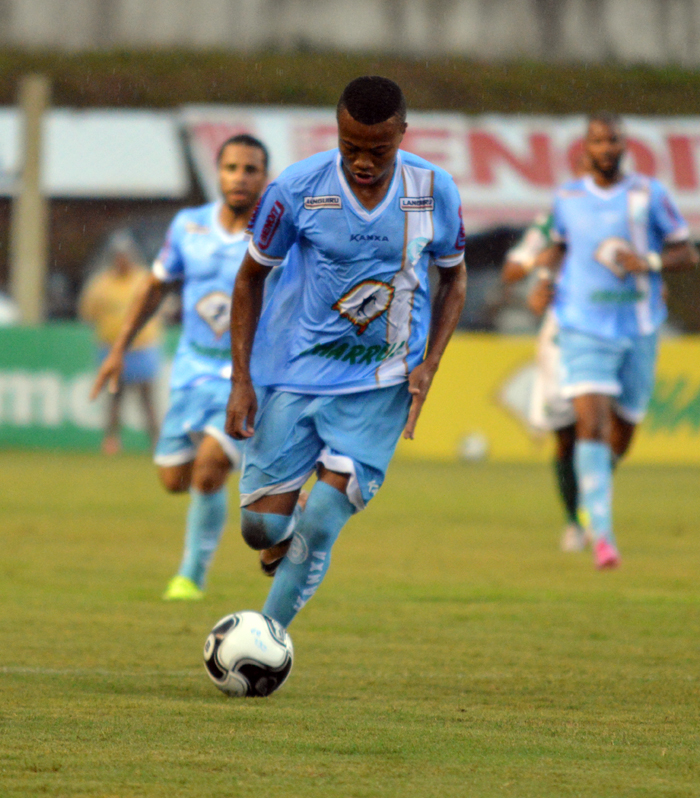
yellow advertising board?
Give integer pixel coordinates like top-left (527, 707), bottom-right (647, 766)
top-left (396, 332), bottom-right (700, 464)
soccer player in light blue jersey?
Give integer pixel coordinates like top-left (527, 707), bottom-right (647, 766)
top-left (225, 76), bottom-right (467, 629)
top-left (91, 134), bottom-right (270, 599)
top-left (547, 113), bottom-right (698, 569)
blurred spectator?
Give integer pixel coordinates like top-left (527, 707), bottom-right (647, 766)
top-left (79, 231), bottom-right (161, 453)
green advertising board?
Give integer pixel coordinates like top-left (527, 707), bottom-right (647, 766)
top-left (0, 324), bottom-right (176, 451)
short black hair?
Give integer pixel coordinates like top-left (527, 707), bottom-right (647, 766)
top-left (587, 111), bottom-right (623, 130)
top-left (337, 76), bottom-right (406, 126)
top-left (217, 134), bottom-right (269, 170)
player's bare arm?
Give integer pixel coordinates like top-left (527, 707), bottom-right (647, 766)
top-left (616, 240), bottom-right (700, 274)
top-left (90, 274), bottom-right (169, 399)
top-left (225, 253), bottom-right (271, 439)
top-left (403, 260), bottom-right (467, 440)
top-left (525, 242), bottom-right (566, 315)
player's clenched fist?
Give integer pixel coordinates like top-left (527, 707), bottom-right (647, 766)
top-left (225, 380), bottom-right (257, 439)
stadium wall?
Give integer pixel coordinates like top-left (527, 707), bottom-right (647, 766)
top-left (2, 325), bottom-right (700, 463)
top-left (1, 0), bottom-right (700, 66)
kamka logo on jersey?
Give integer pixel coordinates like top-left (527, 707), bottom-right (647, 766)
top-left (399, 197), bottom-right (434, 212)
top-left (332, 279), bottom-right (395, 335)
top-left (196, 291), bottom-right (232, 338)
top-left (258, 201), bottom-right (285, 250)
top-left (350, 234), bottom-right (389, 242)
top-left (304, 195), bottom-right (342, 210)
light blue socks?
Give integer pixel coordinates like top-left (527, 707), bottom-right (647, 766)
top-left (262, 481), bottom-right (354, 628)
top-left (574, 440), bottom-right (614, 545)
top-left (178, 487), bottom-right (228, 588)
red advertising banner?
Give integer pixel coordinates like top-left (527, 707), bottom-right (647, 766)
top-left (182, 105), bottom-right (700, 234)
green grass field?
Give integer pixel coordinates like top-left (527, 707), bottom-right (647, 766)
top-left (2, 451), bottom-right (699, 797)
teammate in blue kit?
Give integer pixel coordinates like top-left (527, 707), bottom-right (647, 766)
top-left (91, 134), bottom-right (270, 599)
top-left (225, 76), bottom-right (467, 628)
top-left (547, 113), bottom-right (698, 569)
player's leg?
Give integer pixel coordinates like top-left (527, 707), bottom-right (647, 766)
top-left (554, 423), bottom-right (591, 551)
top-left (102, 385), bottom-right (123, 454)
top-left (156, 381), bottom-right (239, 599)
top-left (572, 392), bottom-right (619, 568)
top-left (136, 380), bottom-right (160, 449)
top-left (255, 384), bottom-right (411, 628)
top-left (238, 390), bottom-right (320, 575)
top-left (260, 466), bottom-right (354, 627)
top-left (167, 434), bottom-right (233, 596)
top-left (529, 311), bottom-right (585, 549)
top-left (611, 330), bottom-right (658, 464)
top-left (559, 328), bottom-right (623, 568)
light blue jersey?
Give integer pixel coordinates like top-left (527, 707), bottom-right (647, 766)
top-left (552, 174), bottom-right (689, 339)
top-left (246, 149), bottom-right (466, 394)
top-left (153, 202), bottom-right (248, 389)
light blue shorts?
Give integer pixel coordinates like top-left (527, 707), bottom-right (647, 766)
top-left (239, 383), bottom-right (412, 512)
top-left (98, 345), bottom-right (161, 384)
top-left (154, 378), bottom-right (242, 468)
top-left (558, 328), bottom-right (659, 423)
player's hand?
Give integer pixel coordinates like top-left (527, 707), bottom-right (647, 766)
top-left (225, 379), bottom-right (257, 440)
top-left (403, 360), bottom-right (438, 440)
top-left (616, 250), bottom-right (649, 274)
top-left (527, 277), bottom-right (555, 316)
top-left (89, 349), bottom-right (124, 400)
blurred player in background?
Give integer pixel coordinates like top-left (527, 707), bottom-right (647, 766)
top-left (226, 76), bottom-right (467, 629)
top-left (544, 112), bottom-right (698, 568)
top-left (79, 231), bottom-right (161, 454)
top-left (91, 134), bottom-right (270, 600)
top-left (503, 214), bottom-right (587, 551)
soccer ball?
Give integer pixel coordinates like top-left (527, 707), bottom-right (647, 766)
top-left (203, 611), bottom-right (293, 697)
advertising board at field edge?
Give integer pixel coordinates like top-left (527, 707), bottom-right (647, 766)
top-left (182, 106), bottom-right (700, 236)
top-left (2, 327), bottom-right (700, 464)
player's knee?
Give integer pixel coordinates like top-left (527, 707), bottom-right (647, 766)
top-left (240, 509), bottom-right (291, 550)
top-left (159, 467), bottom-right (190, 494)
top-left (191, 461), bottom-right (229, 494)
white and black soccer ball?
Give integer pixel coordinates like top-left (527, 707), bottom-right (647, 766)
top-left (203, 611), bottom-right (293, 697)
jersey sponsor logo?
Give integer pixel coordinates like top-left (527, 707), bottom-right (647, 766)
top-left (303, 195), bottom-right (342, 210)
top-left (400, 196), bottom-right (435, 212)
top-left (299, 337), bottom-right (407, 364)
top-left (258, 200), bottom-right (285, 250)
top-left (184, 222), bottom-right (210, 235)
top-left (332, 279), bottom-right (395, 335)
top-left (195, 290), bottom-right (232, 338)
top-left (594, 236), bottom-right (633, 279)
top-left (349, 234), bottom-right (389, 242)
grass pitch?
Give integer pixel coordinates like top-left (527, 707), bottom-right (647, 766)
top-left (2, 451), bottom-right (699, 797)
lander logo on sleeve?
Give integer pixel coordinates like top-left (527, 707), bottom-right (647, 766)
top-left (304, 195), bottom-right (342, 210)
top-left (258, 201), bottom-right (285, 250)
top-left (332, 279), bottom-right (395, 335)
top-left (399, 197), bottom-right (434, 212)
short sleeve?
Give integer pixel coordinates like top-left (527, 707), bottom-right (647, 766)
top-left (429, 176), bottom-right (466, 268)
top-left (152, 213), bottom-right (186, 282)
top-left (246, 182), bottom-right (298, 267)
top-left (650, 181), bottom-right (689, 245)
